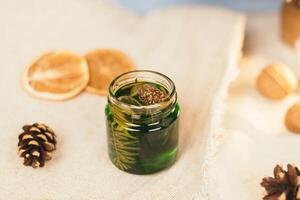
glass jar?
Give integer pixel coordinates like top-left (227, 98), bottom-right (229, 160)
top-left (281, 0), bottom-right (300, 47)
top-left (105, 70), bottom-right (180, 174)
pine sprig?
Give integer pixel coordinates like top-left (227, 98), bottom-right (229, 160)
top-left (110, 121), bottom-right (139, 171)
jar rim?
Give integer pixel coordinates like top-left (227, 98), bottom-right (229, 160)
top-left (108, 70), bottom-right (177, 112)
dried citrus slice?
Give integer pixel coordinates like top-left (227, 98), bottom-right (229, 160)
top-left (22, 51), bottom-right (89, 101)
top-left (85, 49), bottom-right (135, 96)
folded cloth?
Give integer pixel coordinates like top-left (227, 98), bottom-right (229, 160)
top-left (207, 13), bottom-right (300, 200)
top-left (0, 1), bottom-right (244, 199)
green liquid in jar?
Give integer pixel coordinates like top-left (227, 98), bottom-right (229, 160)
top-left (105, 81), bottom-right (179, 174)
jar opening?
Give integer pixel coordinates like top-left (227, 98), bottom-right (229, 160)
top-left (108, 70), bottom-right (177, 116)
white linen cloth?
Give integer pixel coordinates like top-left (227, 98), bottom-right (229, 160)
top-left (0, 1), bottom-right (244, 199)
top-left (206, 13), bottom-right (300, 200)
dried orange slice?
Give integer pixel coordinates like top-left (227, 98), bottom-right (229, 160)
top-left (22, 51), bottom-right (89, 101)
top-left (85, 49), bottom-right (135, 96)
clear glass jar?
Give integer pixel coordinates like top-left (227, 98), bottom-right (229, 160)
top-left (105, 70), bottom-right (180, 174)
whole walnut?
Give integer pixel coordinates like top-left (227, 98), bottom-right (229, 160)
top-left (256, 64), bottom-right (298, 100)
top-left (285, 102), bottom-right (300, 133)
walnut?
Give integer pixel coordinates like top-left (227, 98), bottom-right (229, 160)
top-left (256, 64), bottom-right (298, 100)
top-left (285, 102), bottom-right (300, 133)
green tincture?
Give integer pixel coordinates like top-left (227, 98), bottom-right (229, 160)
top-left (106, 81), bottom-right (179, 174)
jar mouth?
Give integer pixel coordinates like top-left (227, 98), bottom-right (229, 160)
top-left (108, 70), bottom-right (177, 114)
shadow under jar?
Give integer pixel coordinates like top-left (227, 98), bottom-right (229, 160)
top-left (105, 70), bottom-right (179, 174)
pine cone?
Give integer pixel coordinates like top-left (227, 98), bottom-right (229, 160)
top-left (261, 164), bottom-right (300, 200)
top-left (137, 84), bottom-right (166, 105)
top-left (17, 123), bottom-right (57, 168)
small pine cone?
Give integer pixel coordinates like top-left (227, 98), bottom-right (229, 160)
top-left (137, 84), bottom-right (166, 105)
top-left (261, 164), bottom-right (300, 200)
top-left (17, 123), bottom-right (57, 168)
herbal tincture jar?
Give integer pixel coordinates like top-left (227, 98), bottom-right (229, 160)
top-left (105, 70), bottom-right (179, 174)
top-left (282, 0), bottom-right (300, 47)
